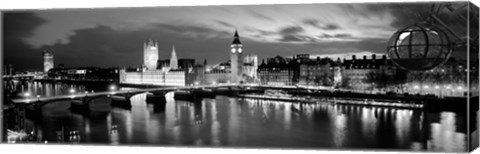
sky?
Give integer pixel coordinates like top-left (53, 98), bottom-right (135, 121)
top-left (2, 2), bottom-right (473, 71)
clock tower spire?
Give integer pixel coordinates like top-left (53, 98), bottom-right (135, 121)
top-left (230, 29), bottom-right (243, 83)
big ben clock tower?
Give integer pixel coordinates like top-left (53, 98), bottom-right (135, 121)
top-left (43, 50), bottom-right (54, 73)
top-left (230, 30), bottom-right (243, 83)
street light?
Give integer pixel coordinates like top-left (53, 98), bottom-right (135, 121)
top-left (24, 92), bottom-right (31, 97)
top-left (109, 85), bottom-right (117, 91)
top-left (69, 88), bottom-right (76, 94)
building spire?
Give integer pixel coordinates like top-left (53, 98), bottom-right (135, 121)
top-left (170, 44), bottom-right (178, 69)
top-left (171, 45), bottom-right (176, 57)
top-left (234, 29), bottom-right (239, 37)
top-left (232, 29), bottom-right (241, 44)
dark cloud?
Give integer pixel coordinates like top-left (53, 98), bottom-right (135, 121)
top-left (302, 18), bottom-right (341, 30)
top-left (360, 25), bottom-right (394, 31)
top-left (4, 2), bottom-right (472, 72)
top-left (213, 20), bottom-right (235, 28)
top-left (278, 35), bottom-right (317, 42)
top-left (386, 3), bottom-right (432, 28)
top-left (151, 23), bottom-right (231, 39)
top-left (3, 12), bottom-right (47, 72)
top-left (279, 35), bottom-right (304, 42)
top-left (258, 30), bottom-right (276, 36)
top-left (248, 10), bottom-right (275, 22)
top-left (323, 24), bottom-right (340, 30)
top-left (3, 14), bottom-right (238, 71)
top-left (241, 26), bottom-right (277, 37)
top-left (334, 34), bottom-right (352, 38)
top-left (381, 2), bottom-right (469, 31)
top-left (302, 19), bottom-right (318, 27)
top-left (277, 25), bottom-right (314, 42)
top-left (3, 12), bottom-right (46, 38)
top-left (317, 33), bottom-right (353, 39)
top-left (340, 4), bottom-right (390, 19)
top-left (277, 25), bottom-right (353, 42)
top-left (36, 23), bottom-right (235, 69)
top-left (279, 25), bottom-right (304, 34)
top-left (318, 33), bottom-right (333, 38)
top-left (384, 2), bottom-right (470, 59)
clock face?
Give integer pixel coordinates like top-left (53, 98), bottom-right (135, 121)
top-left (231, 48), bottom-right (236, 53)
top-left (238, 48), bottom-right (242, 53)
top-left (44, 63), bottom-right (52, 71)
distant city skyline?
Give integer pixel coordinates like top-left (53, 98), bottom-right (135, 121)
top-left (3, 2), bottom-right (469, 71)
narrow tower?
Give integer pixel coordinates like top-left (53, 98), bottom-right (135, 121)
top-left (143, 39), bottom-right (159, 70)
top-left (43, 50), bottom-right (54, 73)
top-left (230, 30), bottom-right (244, 83)
top-left (170, 45), bottom-right (178, 69)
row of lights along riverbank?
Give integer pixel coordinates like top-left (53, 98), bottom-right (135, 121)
top-left (20, 84), bottom-right (117, 100)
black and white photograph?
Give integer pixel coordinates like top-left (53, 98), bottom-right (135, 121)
top-left (1, 1), bottom-right (479, 153)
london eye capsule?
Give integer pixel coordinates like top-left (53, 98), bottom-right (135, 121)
top-left (386, 22), bottom-right (453, 71)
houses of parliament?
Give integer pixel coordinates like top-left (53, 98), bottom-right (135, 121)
top-left (119, 30), bottom-right (259, 86)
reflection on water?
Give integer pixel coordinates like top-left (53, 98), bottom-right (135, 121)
top-left (428, 112), bottom-right (466, 152)
top-left (14, 83), bottom-right (467, 151)
top-left (333, 111), bottom-right (346, 147)
top-left (8, 81), bottom-right (111, 98)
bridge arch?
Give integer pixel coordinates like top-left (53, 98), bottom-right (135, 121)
top-left (35, 94), bottom-right (113, 109)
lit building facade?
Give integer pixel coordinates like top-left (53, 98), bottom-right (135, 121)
top-left (341, 54), bottom-right (397, 92)
top-left (119, 69), bottom-right (190, 86)
top-left (170, 45), bottom-right (178, 70)
top-left (43, 50), bottom-right (54, 73)
top-left (257, 54), bottom-right (342, 87)
top-left (143, 40), bottom-right (159, 70)
top-left (405, 57), bottom-right (469, 97)
top-left (298, 56), bottom-right (340, 86)
top-left (193, 62), bottom-right (206, 85)
top-left (257, 56), bottom-right (299, 86)
top-left (48, 67), bottom-right (119, 81)
top-left (205, 70), bottom-right (231, 85)
top-left (243, 54), bottom-right (258, 81)
top-left (120, 40), bottom-right (194, 86)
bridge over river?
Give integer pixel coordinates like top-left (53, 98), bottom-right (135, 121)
top-left (7, 84), bottom-right (474, 120)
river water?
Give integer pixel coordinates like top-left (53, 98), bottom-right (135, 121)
top-left (6, 81), bottom-right (470, 152)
